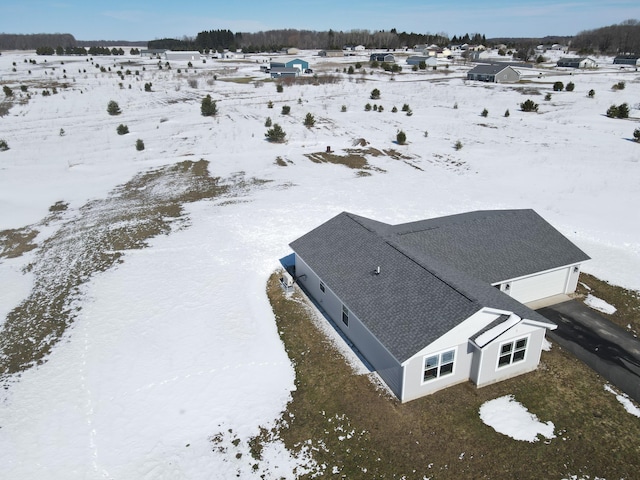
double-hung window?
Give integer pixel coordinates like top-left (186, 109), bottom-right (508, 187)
top-left (423, 349), bottom-right (455, 382)
top-left (498, 337), bottom-right (527, 368)
top-left (342, 305), bottom-right (349, 326)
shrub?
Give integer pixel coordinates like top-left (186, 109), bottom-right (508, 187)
top-left (0, 139), bottom-right (8, 151)
top-left (267, 100), bottom-right (274, 109)
top-left (355, 62), bottom-right (362, 69)
top-left (520, 99), bottom-right (539, 112)
top-left (536, 55), bottom-right (545, 63)
top-left (276, 84), bottom-right (284, 93)
top-left (454, 140), bottom-right (463, 150)
top-left (606, 103), bottom-right (629, 119)
top-left (135, 139), bottom-right (145, 151)
top-left (265, 123), bottom-right (286, 143)
top-left (373, 104), bottom-right (378, 111)
top-left (633, 128), bottom-right (640, 143)
top-left (406, 109), bottom-right (413, 116)
top-left (107, 100), bottom-right (121, 115)
top-left (545, 93), bottom-right (552, 101)
top-left (3, 85), bottom-right (14, 97)
top-left (117, 124), bottom-right (129, 135)
top-left (453, 102), bottom-right (458, 109)
top-left (144, 82), bottom-right (152, 92)
top-left (201, 94), bottom-right (218, 116)
top-left (59, 128), bottom-right (65, 136)
top-left (566, 82), bottom-right (575, 92)
top-left (553, 81), bottom-right (564, 91)
top-left (396, 130), bottom-right (407, 145)
top-left (401, 103), bottom-right (410, 112)
top-left (265, 117), bottom-right (272, 127)
top-left (612, 81), bottom-right (625, 91)
top-left (365, 103), bottom-right (372, 111)
top-left (504, 109), bottom-right (510, 117)
top-left (303, 112), bottom-right (315, 127)
top-left (281, 105), bottom-right (291, 115)
top-left (392, 106), bottom-right (398, 113)
top-left (481, 108), bottom-right (488, 117)
top-left (378, 105), bottom-right (384, 112)
top-left (370, 88), bottom-right (381, 100)
top-left (341, 105), bottom-right (347, 112)
top-left (424, 130), bottom-right (429, 138)
top-left (588, 89), bottom-right (595, 98)
top-left (347, 65), bottom-right (354, 74)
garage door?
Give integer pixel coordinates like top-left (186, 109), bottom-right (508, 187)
top-left (508, 268), bottom-right (569, 304)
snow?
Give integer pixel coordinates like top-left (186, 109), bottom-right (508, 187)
top-left (0, 49), bottom-right (639, 477)
top-left (604, 384), bottom-right (640, 418)
top-left (479, 395), bottom-right (556, 442)
top-left (584, 294), bottom-right (617, 314)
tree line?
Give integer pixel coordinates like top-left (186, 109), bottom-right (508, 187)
top-left (146, 28), bottom-right (488, 54)
top-left (0, 33), bottom-right (76, 50)
top-left (572, 19), bottom-right (640, 54)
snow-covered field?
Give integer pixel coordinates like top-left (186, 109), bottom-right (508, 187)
top-left (0, 49), bottom-right (639, 478)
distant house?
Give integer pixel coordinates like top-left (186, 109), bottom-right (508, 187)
top-left (467, 64), bottom-right (520, 83)
top-left (557, 57), bottom-right (597, 68)
top-left (613, 55), bottom-right (640, 66)
top-left (283, 47), bottom-right (300, 55)
top-left (270, 67), bottom-right (300, 78)
top-left (469, 50), bottom-right (491, 61)
top-left (140, 49), bottom-right (166, 58)
top-left (318, 50), bottom-right (344, 57)
top-left (289, 210), bottom-right (589, 402)
top-left (370, 53), bottom-right (395, 63)
top-left (424, 45), bottom-right (451, 58)
top-left (406, 55), bottom-right (437, 67)
top-left (164, 51), bottom-right (201, 62)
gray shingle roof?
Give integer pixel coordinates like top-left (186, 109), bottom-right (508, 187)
top-left (467, 64), bottom-right (514, 75)
top-left (289, 210), bottom-right (586, 363)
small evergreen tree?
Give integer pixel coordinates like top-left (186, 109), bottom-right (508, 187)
top-left (481, 108), bottom-right (488, 117)
top-left (107, 100), bottom-right (121, 115)
top-left (612, 81), bottom-right (625, 91)
top-left (396, 130), bottom-right (407, 145)
top-left (264, 117), bottom-right (272, 127)
top-left (303, 112), bottom-right (315, 127)
top-left (144, 82), bottom-right (152, 92)
top-left (454, 140), bottom-right (463, 150)
top-left (341, 105), bottom-right (347, 112)
top-left (364, 103), bottom-right (372, 111)
top-left (606, 105), bottom-right (619, 118)
top-left (588, 89), bottom-right (595, 98)
top-left (3, 86), bottom-right (13, 97)
top-left (0, 139), bottom-right (8, 151)
top-left (553, 81), bottom-right (564, 91)
top-left (401, 103), bottom-right (410, 112)
top-left (267, 100), bottom-right (274, 108)
top-left (545, 93), bottom-right (552, 101)
top-left (117, 124), bottom-right (129, 135)
top-left (566, 82), bottom-right (575, 92)
top-left (201, 94), bottom-right (218, 116)
top-left (633, 128), bottom-right (640, 143)
top-left (392, 106), bottom-right (398, 113)
top-left (265, 123), bottom-right (286, 143)
top-left (347, 65), bottom-right (354, 74)
top-left (520, 99), bottom-right (538, 112)
top-left (370, 88), bottom-right (381, 100)
top-left (276, 84), bottom-right (284, 93)
top-left (135, 139), bottom-right (145, 151)
top-left (606, 103), bottom-right (629, 119)
top-left (504, 109), bottom-right (510, 117)
top-left (281, 105), bottom-right (291, 115)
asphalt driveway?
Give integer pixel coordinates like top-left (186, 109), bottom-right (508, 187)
top-left (538, 299), bottom-right (640, 404)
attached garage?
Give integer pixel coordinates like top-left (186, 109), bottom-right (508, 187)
top-left (505, 267), bottom-right (572, 304)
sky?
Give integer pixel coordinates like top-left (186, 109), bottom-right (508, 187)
top-left (1, 0), bottom-right (639, 41)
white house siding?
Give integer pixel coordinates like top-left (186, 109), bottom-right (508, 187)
top-left (496, 68), bottom-right (520, 83)
top-left (165, 51), bottom-right (201, 61)
top-left (402, 341), bottom-right (473, 402)
top-left (294, 254), bottom-right (404, 397)
top-left (499, 264), bottom-right (581, 304)
top-left (471, 322), bottom-right (546, 388)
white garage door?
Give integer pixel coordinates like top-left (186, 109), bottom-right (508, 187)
top-left (508, 268), bottom-right (569, 304)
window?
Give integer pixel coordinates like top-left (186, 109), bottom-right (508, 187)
top-left (342, 305), bottom-right (349, 326)
top-left (320, 281), bottom-right (325, 293)
top-left (498, 337), bottom-right (528, 368)
top-left (423, 349), bottom-right (455, 382)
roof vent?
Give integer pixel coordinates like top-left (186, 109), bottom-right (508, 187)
top-left (374, 266), bottom-right (381, 275)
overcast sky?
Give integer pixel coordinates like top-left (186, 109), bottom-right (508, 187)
top-left (2, 0), bottom-right (639, 41)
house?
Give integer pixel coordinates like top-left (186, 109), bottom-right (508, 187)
top-left (164, 50), bottom-right (201, 62)
top-left (270, 67), bottom-right (300, 78)
top-left (467, 64), bottom-right (520, 83)
top-left (613, 55), bottom-right (640, 66)
top-left (406, 55), bottom-right (437, 67)
top-left (370, 53), bottom-right (395, 63)
top-left (289, 210), bottom-right (589, 402)
top-left (557, 57), bottom-right (597, 68)
top-left (468, 50), bottom-right (491, 61)
top-left (140, 49), bottom-right (166, 58)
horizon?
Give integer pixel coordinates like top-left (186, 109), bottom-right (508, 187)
top-left (3, 0), bottom-right (640, 43)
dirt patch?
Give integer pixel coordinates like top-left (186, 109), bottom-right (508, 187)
top-left (0, 227), bottom-right (39, 259)
top-left (0, 159), bottom-right (265, 382)
top-left (263, 271), bottom-right (640, 479)
top-left (305, 151), bottom-right (369, 169)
